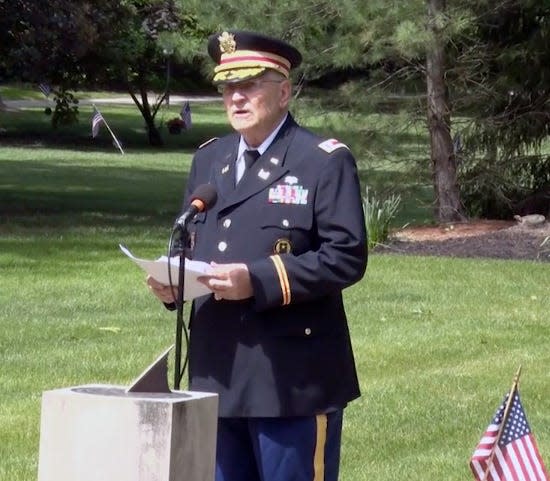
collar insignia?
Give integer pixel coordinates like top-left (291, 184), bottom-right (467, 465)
top-left (258, 169), bottom-right (271, 180)
top-left (269, 157), bottom-right (280, 165)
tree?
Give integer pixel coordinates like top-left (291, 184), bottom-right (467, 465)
top-left (450, 0), bottom-right (550, 217)
top-left (0, 1), bottom-right (130, 85)
top-left (92, 0), bottom-right (200, 146)
top-left (0, 0), bottom-right (207, 146)
top-left (426, 0), bottom-right (465, 221)
top-left (0, 0), bottom-right (134, 126)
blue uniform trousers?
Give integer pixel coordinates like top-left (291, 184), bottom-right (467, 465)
top-left (215, 410), bottom-right (343, 481)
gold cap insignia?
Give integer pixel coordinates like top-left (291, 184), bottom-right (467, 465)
top-left (274, 238), bottom-right (292, 254)
top-left (218, 32), bottom-right (236, 54)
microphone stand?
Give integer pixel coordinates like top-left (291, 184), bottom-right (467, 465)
top-left (168, 225), bottom-right (188, 390)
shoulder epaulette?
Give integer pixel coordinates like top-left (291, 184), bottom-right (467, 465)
top-left (318, 138), bottom-right (349, 153)
top-left (198, 137), bottom-right (219, 149)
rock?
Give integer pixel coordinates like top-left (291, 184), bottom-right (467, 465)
top-left (513, 214), bottom-right (546, 227)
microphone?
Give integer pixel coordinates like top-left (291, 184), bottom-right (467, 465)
top-left (174, 184), bottom-right (217, 229)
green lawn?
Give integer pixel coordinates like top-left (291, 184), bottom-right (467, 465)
top-left (1, 102), bottom-right (548, 481)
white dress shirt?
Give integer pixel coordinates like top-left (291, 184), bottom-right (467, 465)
top-left (235, 114), bottom-right (288, 183)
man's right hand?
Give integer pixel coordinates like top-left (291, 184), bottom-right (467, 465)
top-left (146, 275), bottom-right (177, 304)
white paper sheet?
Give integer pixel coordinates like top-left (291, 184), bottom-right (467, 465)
top-left (119, 244), bottom-right (212, 301)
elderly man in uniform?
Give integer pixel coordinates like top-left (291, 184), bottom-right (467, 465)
top-left (148, 30), bottom-right (368, 481)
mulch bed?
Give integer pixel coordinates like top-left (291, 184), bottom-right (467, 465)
top-left (374, 220), bottom-right (550, 262)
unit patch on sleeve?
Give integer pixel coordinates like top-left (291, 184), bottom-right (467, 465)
top-left (318, 138), bottom-right (349, 153)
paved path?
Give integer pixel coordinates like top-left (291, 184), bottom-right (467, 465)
top-left (2, 94), bottom-right (220, 109)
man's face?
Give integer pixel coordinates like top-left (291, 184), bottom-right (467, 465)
top-left (220, 72), bottom-right (291, 147)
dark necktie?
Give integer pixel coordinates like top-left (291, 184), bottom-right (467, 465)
top-left (243, 149), bottom-right (260, 169)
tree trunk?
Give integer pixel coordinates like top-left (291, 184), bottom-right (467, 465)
top-left (128, 80), bottom-right (164, 147)
top-left (426, 0), bottom-right (465, 223)
top-left (144, 110), bottom-right (163, 147)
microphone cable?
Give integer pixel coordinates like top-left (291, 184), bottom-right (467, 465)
top-left (167, 226), bottom-right (190, 390)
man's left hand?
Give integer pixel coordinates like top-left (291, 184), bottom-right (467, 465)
top-left (198, 262), bottom-right (253, 301)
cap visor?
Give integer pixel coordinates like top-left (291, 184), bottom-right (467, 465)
top-left (213, 67), bottom-right (266, 85)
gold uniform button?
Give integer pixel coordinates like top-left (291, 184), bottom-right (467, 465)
top-left (304, 328), bottom-right (312, 336)
top-left (223, 218), bottom-right (232, 228)
top-left (218, 241), bottom-right (228, 252)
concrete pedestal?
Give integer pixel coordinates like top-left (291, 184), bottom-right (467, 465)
top-left (37, 385), bottom-right (218, 481)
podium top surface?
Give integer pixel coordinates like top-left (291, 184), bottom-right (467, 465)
top-left (42, 384), bottom-right (218, 403)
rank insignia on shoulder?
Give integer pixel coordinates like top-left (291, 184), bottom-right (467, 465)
top-left (318, 138), bottom-right (349, 153)
top-left (198, 137), bottom-right (219, 149)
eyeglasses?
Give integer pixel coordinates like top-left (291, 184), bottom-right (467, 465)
top-left (217, 78), bottom-right (285, 95)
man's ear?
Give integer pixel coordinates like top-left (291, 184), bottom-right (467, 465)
top-left (279, 80), bottom-right (292, 108)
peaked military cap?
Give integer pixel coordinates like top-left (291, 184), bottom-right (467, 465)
top-left (207, 30), bottom-right (302, 84)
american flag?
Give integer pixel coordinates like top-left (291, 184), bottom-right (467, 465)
top-left (91, 108), bottom-right (104, 138)
top-left (180, 101), bottom-right (192, 129)
top-left (38, 83), bottom-right (51, 98)
top-left (470, 390), bottom-right (548, 481)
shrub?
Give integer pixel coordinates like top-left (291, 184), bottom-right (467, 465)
top-left (363, 187), bottom-right (401, 249)
top-left (51, 88), bottom-right (79, 128)
top-left (459, 149), bottom-right (550, 219)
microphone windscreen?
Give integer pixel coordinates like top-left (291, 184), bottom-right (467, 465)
top-left (190, 184), bottom-right (217, 211)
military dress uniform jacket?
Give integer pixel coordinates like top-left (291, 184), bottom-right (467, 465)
top-left (183, 114), bottom-right (368, 418)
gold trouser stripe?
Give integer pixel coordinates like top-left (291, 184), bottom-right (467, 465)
top-left (270, 255), bottom-right (291, 305)
top-left (313, 414), bottom-right (328, 481)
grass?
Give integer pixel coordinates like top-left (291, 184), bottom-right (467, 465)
top-left (342, 255), bottom-right (549, 480)
top-left (1, 100), bottom-right (549, 481)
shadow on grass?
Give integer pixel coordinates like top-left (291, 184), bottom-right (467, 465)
top-left (0, 159), bottom-right (190, 231)
top-left (1, 163), bottom-right (433, 235)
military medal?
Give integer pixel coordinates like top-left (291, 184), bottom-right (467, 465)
top-left (268, 184), bottom-right (309, 204)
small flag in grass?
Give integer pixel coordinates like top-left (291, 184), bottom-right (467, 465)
top-left (90, 105), bottom-right (124, 155)
top-left (470, 387), bottom-right (548, 481)
top-left (91, 107), bottom-right (104, 138)
top-left (180, 100), bottom-right (192, 129)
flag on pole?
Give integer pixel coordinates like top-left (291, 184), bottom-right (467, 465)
top-left (180, 100), bottom-right (192, 129)
top-left (470, 390), bottom-right (549, 481)
top-left (91, 108), bottom-right (104, 138)
top-left (90, 105), bottom-right (124, 154)
top-left (38, 83), bottom-right (51, 98)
